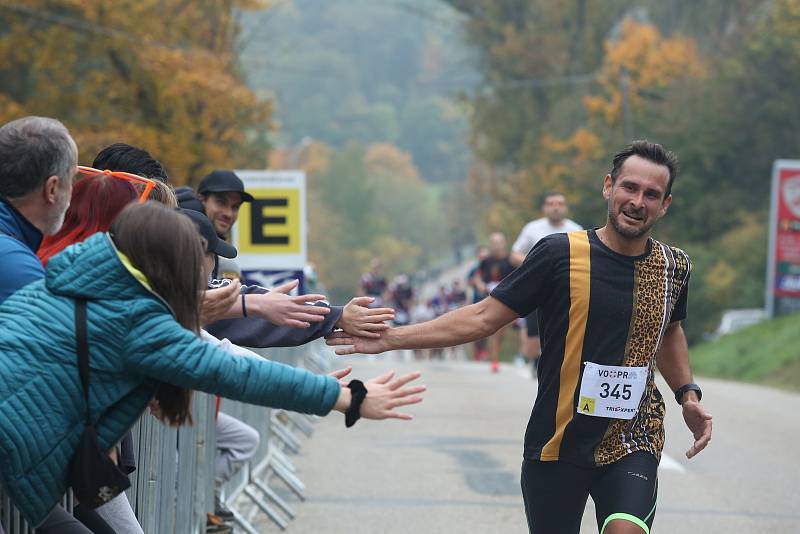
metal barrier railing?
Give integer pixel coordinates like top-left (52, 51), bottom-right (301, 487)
top-left (218, 342), bottom-right (332, 532)
top-left (1, 492), bottom-right (74, 534)
top-left (0, 340), bottom-right (331, 533)
top-left (128, 392), bottom-right (217, 534)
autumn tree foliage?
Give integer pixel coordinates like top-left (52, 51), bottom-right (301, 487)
top-left (271, 141), bottom-right (447, 302)
top-left (0, 0), bottom-right (271, 184)
top-left (583, 19), bottom-right (702, 127)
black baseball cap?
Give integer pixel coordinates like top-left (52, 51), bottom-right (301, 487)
top-left (180, 209), bottom-right (238, 259)
top-left (197, 170), bottom-right (254, 202)
top-left (175, 186), bottom-right (205, 213)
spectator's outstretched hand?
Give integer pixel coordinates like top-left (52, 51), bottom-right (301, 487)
top-left (329, 366), bottom-right (353, 385)
top-left (148, 399), bottom-right (163, 422)
top-left (325, 330), bottom-right (389, 355)
top-left (247, 279), bottom-right (331, 328)
top-left (334, 370), bottom-right (425, 421)
top-left (200, 280), bottom-right (241, 326)
top-left (336, 296), bottom-right (395, 338)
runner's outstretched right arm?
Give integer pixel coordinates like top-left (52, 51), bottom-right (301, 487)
top-left (326, 296), bottom-right (518, 355)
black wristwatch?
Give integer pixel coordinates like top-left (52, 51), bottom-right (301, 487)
top-left (674, 383), bottom-right (702, 405)
top-left (345, 380), bottom-right (368, 428)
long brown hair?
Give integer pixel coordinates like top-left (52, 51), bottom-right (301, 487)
top-left (110, 202), bottom-right (207, 425)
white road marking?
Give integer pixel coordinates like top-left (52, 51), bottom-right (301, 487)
top-left (659, 453), bottom-right (686, 473)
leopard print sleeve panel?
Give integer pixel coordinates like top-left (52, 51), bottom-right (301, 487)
top-left (593, 241), bottom-right (692, 466)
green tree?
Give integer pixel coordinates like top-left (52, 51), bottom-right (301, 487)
top-left (276, 141), bottom-right (448, 302)
top-left (241, 0), bottom-right (475, 183)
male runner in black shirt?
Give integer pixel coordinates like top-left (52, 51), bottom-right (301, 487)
top-left (327, 140), bottom-right (713, 534)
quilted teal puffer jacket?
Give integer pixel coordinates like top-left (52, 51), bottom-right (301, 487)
top-left (0, 232), bottom-right (341, 525)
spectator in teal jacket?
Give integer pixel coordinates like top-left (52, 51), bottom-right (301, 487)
top-left (0, 202), bottom-right (425, 525)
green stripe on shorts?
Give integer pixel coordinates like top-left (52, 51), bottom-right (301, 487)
top-left (601, 512), bottom-right (649, 533)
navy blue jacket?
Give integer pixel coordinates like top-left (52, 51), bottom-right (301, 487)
top-left (205, 284), bottom-right (343, 348)
top-left (0, 199), bottom-right (44, 304)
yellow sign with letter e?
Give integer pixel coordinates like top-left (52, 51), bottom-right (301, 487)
top-left (232, 170), bottom-right (307, 271)
top-left (238, 188), bottom-right (301, 254)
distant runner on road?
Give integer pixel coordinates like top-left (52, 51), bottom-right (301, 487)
top-left (471, 232), bottom-right (514, 372)
top-left (360, 258), bottom-right (389, 308)
top-left (328, 140), bottom-right (713, 534)
top-left (467, 245), bottom-right (490, 360)
top-left (511, 192), bottom-right (582, 374)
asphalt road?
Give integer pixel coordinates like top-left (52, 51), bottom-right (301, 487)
top-left (256, 353), bottom-right (800, 533)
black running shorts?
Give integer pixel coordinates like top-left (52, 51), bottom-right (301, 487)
top-left (520, 451), bottom-right (658, 533)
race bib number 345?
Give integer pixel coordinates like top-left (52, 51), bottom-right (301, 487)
top-left (577, 362), bottom-right (648, 420)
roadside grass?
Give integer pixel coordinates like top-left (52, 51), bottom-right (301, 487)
top-left (691, 313), bottom-right (800, 390)
top-left (492, 312), bottom-right (800, 391)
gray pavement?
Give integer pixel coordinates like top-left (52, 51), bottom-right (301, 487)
top-left (258, 354), bottom-right (800, 533)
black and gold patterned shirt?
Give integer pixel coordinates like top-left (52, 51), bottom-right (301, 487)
top-left (491, 229), bottom-right (691, 467)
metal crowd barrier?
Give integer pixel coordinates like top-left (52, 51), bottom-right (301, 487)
top-left (1, 492), bottom-right (75, 534)
top-left (127, 392), bottom-right (217, 534)
top-left (0, 340), bottom-right (331, 533)
top-left (218, 342), bottom-right (332, 532)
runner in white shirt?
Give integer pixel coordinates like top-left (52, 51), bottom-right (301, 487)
top-left (510, 192), bottom-right (582, 374)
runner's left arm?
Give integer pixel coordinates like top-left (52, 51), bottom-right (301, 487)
top-left (655, 321), bottom-right (693, 392)
top-left (656, 321), bottom-right (713, 459)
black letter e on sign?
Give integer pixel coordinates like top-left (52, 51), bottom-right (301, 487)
top-left (251, 198), bottom-right (290, 245)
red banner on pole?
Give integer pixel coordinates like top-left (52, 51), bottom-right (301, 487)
top-left (767, 160), bottom-right (800, 316)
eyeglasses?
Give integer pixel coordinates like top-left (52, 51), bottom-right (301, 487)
top-left (77, 166), bottom-right (156, 203)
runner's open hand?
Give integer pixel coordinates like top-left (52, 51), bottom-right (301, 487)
top-left (336, 296), bottom-right (395, 338)
top-left (682, 399), bottom-right (712, 459)
top-left (325, 330), bottom-right (389, 355)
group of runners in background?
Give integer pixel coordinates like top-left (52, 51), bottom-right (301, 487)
top-left (362, 191), bottom-right (582, 373)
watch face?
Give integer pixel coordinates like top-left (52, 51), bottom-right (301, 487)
top-left (208, 278), bottom-right (233, 289)
top-left (676, 384), bottom-right (701, 404)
